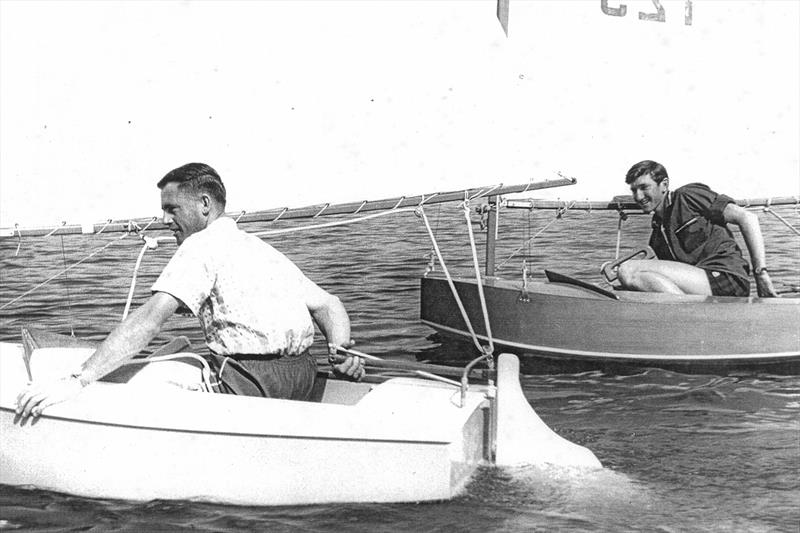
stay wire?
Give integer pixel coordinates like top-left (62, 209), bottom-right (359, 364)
top-left (762, 207), bottom-right (800, 236)
top-left (496, 204), bottom-right (574, 270)
top-left (59, 235), bottom-right (75, 337)
top-left (418, 207), bottom-right (485, 355)
top-left (0, 232), bottom-right (130, 311)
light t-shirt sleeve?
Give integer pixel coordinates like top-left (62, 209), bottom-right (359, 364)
top-left (151, 238), bottom-right (215, 315)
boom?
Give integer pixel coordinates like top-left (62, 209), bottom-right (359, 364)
top-left (0, 178), bottom-right (575, 239)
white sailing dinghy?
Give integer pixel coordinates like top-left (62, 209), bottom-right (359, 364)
top-left (0, 179), bottom-right (600, 506)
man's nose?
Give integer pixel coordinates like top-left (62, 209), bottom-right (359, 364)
top-left (162, 211), bottom-right (173, 224)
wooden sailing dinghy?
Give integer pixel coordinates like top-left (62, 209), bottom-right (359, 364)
top-left (420, 194), bottom-right (800, 373)
top-left (421, 272), bottom-right (800, 373)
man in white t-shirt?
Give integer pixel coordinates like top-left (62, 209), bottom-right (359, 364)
top-left (17, 163), bottom-right (364, 417)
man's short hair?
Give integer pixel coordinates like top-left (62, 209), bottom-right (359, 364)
top-left (157, 163), bottom-right (227, 208)
top-left (625, 160), bottom-right (669, 185)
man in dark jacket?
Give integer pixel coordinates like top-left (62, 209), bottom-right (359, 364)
top-left (617, 160), bottom-right (777, 297)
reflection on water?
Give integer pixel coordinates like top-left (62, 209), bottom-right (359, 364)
top-left (1, 207), bottom-right (798, 531)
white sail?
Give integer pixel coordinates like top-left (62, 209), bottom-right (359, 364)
top-left (1, 1), bottom-right (797, 227)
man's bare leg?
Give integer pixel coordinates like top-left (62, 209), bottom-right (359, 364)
top-left (617, 259), bottom-right (712, 295)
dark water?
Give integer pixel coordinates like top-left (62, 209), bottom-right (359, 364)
top-left (1, 205), bottom-right (799, 532)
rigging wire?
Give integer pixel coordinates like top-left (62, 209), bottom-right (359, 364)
top-left (762, 206), bottom-right (800, 236)
top-left (418, 207), bottom-right (485, 355)
top-left (59, 235), bottom-right (76, 337)
top-left (250, 207), bottom-right (417, 237)
top-left (0, 232), bottom-right (131, 311)
top-left (495, 201), bottom-right (575, 270)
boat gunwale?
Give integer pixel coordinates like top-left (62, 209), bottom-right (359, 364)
top-left (421, 320), bottom-right (800, 362)
top-left (0, 342), bottom-right (491, 444)
top-left (0, 404), bottom-right (459, 445)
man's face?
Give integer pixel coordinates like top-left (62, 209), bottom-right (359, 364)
top-left (629, 173), bottom-right (669, 215)
top-left (160, 182), bottom-right (207, 245)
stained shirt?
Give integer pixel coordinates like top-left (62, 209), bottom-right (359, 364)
top-left (151, 217), bottom-right (315, 356)
top-left (649, 183), bottom-right (749, 278)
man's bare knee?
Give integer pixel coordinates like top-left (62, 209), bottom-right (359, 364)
top-left (617, 261), bottom-right (640, 288)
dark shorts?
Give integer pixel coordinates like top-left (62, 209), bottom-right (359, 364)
top-left (704, 269), bottom-right (750, 297)
top-left (206, 350), bottom-right (317, 400)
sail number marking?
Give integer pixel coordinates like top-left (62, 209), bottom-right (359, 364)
top-left (601, 0), bottom-right (693, 26)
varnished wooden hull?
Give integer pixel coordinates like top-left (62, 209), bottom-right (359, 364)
top-left (420, 274), bottom-right (800, 373)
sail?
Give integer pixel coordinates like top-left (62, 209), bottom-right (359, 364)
top-left (1, 1), bottom-right (797, 228)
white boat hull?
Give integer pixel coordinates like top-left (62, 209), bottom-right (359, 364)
top-left (0, 338), bottom-right (601, 505)
top-left (0, 342), bottom-right (487, 505)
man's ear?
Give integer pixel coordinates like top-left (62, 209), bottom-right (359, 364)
top-left (200, 194), bottom-right (212, 215)
top-left (661, 177), bottom-right (669, 189)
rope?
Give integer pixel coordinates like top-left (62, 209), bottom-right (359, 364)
top-left (763, 207), bottom-right (800, 236)
top-left (122, 238), bottom-right (158, 320)
top-left (123, 352), bottom-right (215, 393)
top-left (151, 208), bottom-right (420, 243)
top-left (96, 219), bottom-right (113, 235)
top-left (272, 207), bottom-right (289, 223)
top-left (418, 207), bottom-right (485, 355)
top-left (420, 192), bottom-right (439, 205)
top-left (313, 204), bottom-right (330, 218)
top-left (252, 207), bottom-right (417, 237)
top-left (14, 224), bottom-right (21, 257)
top-left (0, 232), bottom-right (131, 311)
top-left (615, 211), bottom-right (625, 259)
top-left (44, 221), bottom-right (66, 237)
top-left (218, 356), bottom-right (230, 378)
top-left (461, 202), bottom-right (495, 354)
top-left (340, 347), bottom-right (462, 387)
top-left (139, 217), bottom-right (157, 232)
top-left (468, 184), bottom-right (502, 202)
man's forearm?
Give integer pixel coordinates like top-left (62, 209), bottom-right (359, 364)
top-left (310, 295), bottom-right (351, 348)
top-left (78, 294), bottom-right (175, 383)
top-left (737, 211), bottom-right (768, 270)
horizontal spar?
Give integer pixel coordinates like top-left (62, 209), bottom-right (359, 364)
top-left (317, 348), bottom-right (493, 381)
top-left (505, 195), bottom-right (800, 212)
top-left (0, 178), bottom-right (575, 238)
